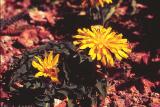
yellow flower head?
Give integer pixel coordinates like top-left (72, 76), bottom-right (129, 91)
top-left (32, 51), bottom-right (60, 82)
top-left (73, 25), bottom-right (131, 67)
top-left (96, 0), bottom-right (113, 7)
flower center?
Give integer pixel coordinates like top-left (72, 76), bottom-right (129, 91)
top-left (96, 34), bottom-right (104, 48)
top-left (44, 68), bottom-right (57, 77)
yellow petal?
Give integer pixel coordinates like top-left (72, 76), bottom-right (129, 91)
top-left (110, 48), bottom-right (117, 54)
top-left (104, 27), bottom-right (112, 36)
top-left (77, 29), bottom-right (84, 34)
top-left (105, 32), bottom-right (116, 40)
top-left (102, 48), bottom-right (108, 56)
top-left (73, 35), bottom-right (87, 39)
top-left (116, 34), bottom-right (123, 39)
top-left (102, 49), bottom-right (114, 66)
top-left (81, 40), bottom-right (89, 44)
top-left (73, 41), bottom-right (81, 45)
top-left (108, 56), bottom-right (114, 66)
top-left (122, 47), bottom-right (131, 53)
top-left (88, 43), bottom-right (95, 48)
top-left (101, 56), bottom-right (106, 65)
top-left (51, 76), bottom-right (59, 82)
top-left (100, 27), bottom-right (106, 34)
top-left (35, 72), bottom-right (44, 78)
top-left (91, 53), bottom-right (96, 60)
top-left (105, 56), bottom-right (114, 67)
top-left (99, 0), bottom-right (104, 7)
top-left (89, 47), bottom-right (95, 56)
top-left (104, 0), bottom-right (113, 4)
top-left (32, 61), bottom-right (44, 71)
top-left (118, 50), bottom-right (128, 58)
top-left (52, 54), bottom-right (60, 66)
top-left (83, 28), bottom-right (88, 32)
top-left (79, 44), bottom-right (90, 49)
top-left (86, 30), bottom-right (95, 37)
top-left (91, 25), bottom-right (102, 34)
top-left (115, 53), bottom-right (122, 61)
top-left (91, 26), bottom-right (97, 33)
top-left (34, 56), bottom-right (44, 66)
top-left (116, 39), bottom-right (127, 43)
top-left (43, 73), bottom-right (48, 77)
top-left (97, 52), bottom-right (102, 60)
top-left (108, 44), bottom-right (120, 49)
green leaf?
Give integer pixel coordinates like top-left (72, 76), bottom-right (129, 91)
top-left (57, 90), bottom-right (70, 97)
top-left (35, 95), bottom-right (50, 102)
top-left (9, 87), bottom-right (16, 92)
top-left (91, 97), bottom-right (97, 106)
top-left (25, 82), bottom-right (31, 88)
top-left (35, 101), bottom-right (51, 107)
top-left (95, 80), bottom-right (107, 97)
top-left (67, 99), bottom-right (75, 107)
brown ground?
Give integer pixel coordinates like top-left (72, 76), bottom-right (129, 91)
top-left (0, 0), bottom-right (160, 107)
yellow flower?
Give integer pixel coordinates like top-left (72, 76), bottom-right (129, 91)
top-left (32, 51), bottom-right (60, 82)
top-left (96, 0), bottom-right (113, 7)
top-left (73, 25), bottom-right (131, 67)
